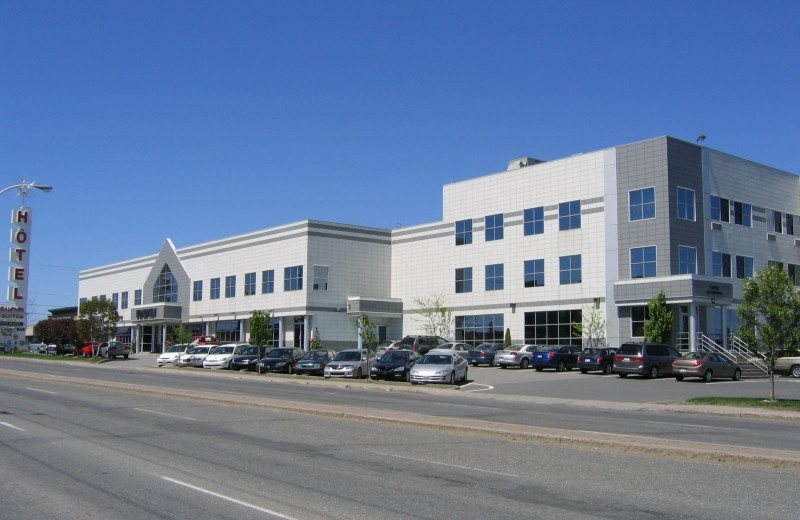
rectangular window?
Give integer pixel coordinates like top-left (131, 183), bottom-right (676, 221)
top-left (524, 259), bottom-right (544, 288)
top-left (313, 265), bottom-right (329, 291)
top-left (736, 255), bottom-right (753, 279)
top-left (121, 291), bottom-right (128, 309)
top-left (111, 293), bottom-right (119, 309)
top-left (262, 270), bottom-right (274, 294)
top-left (710, 196), bottom-right (730, 222)
top-left (485, 264), bottom-right (504, 291)
top-left (455, 219), bottom-right (472, 246)
top-left (485, 213), bottom-right (504, 241)
top-left (210, 278), bottom-right (220, 299)
top-left (677, 187), bottom-right (695, 221)
top-left (523, 207), bottom-right (544, 236)
top-left (134, 289), bottom-right (142, 306)
top-left (193, 281), bottom-right (203, 301)
top-left (733, 201), bottom-right (751, 227)
top-left (630, 188), bottom-right (655, 221)
top-left (678, 246), bottom-right (697, 275)
top-left (631, 306), bottom-right (649, 337)
top-left (712, 252), bottom-right (732, 278)
top-left (455, 314), bottom-right (504, 346)
top-left (630, 246), bottom-right (657, 278)
top-left (284, 266), bottom-right (303, 291)
top-left (786, 214), bottom-right (796, 236)
top-left (559, 255), bottom-right (582, 284)
top-left (225, 275), bottom-right (236, 298)
top-left (559, 200), bottom-right (581, 230)
top-left (244, 272), bottom-right (256, 296)
top-left (523, 309), bottom-right (582, 346)
top-left (770, 209), bottom-right (783, 233)
top-left (455, 267), bottom-right (472, 294)
top-left (789, 264), bottom-right (800, 286)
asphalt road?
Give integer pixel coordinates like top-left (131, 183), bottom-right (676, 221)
top-left (1, 372), bottom-right (798, 520)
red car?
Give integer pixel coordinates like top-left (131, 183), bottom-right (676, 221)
top-left (80, 342), bottom-right (101, 357)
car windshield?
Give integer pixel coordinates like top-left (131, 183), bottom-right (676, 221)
top-left (334, 351), bottom-right (362, 361)
top-left (382, 352), bottom-right (409, 363)
top-left (166, 344), bottom-right (184, 353)
top-left (421, 354), bottom-right (451, 364)
top-left (240, 346), bottom-right (259, 355)
top-left (304, 350), bottom-right (330, 360)
top-left (187, 347), bottom-right (209, 354)
top-left (212, 346), bottom-right (235, 354)
top-left (267, 349), bottom-right (293, 359)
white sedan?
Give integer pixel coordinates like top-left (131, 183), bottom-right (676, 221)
top-left (157, 344), bottom-right (189, 366)
top-left (178, 346), bottom-right (212, 367)
top-left (410, 351), bottom-right (468, 385)
top-left (203, 343), bottom-right (249, 369)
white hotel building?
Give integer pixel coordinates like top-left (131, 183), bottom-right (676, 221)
top-left (78, 136), bottom-right (800, 353)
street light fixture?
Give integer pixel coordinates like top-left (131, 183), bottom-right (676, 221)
top-left (0, 182), bottom-right (53, 197)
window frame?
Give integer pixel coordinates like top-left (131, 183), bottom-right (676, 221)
top-left (630, 246), bottom-right (657, 279)
top-left (677, 187), bottom-right (695, 221)
top-left (629, 187), bottom-right (656, 222)
top-left (455, 219), bottom-right (473, 246)
top-left (559, 200), bottom-right (581, 231)
top-left (524, 259), bottom-right (544, 288)
top-left (455, 267), bottom-right (473, 294)
top-left (559, 254), bottom-right (582, 285)
top-left (678, 246), bottom-right (697, 275)
top-left (485, 213), bottom-right (504, 242)
top-left (485, 263), bottom-right (504, 291)
top-left (523, 207), bottom-right (544, 236)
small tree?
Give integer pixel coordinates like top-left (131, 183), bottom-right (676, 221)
top-left (413, 294), bottom-right (453, 339)
top-left (34, 318), bottom-right (79, 353)
top-left (644, 291), bottom-right (672, 344)
top-left (573, 304), bottom-right (606, 349)
top-left (310, 327), bottom-right (323, 349)
top-left (250, 310), bottom-right (274, 374)
top-left (77, 299), bottom-right (119, 356)
top-left (504, 328), bottom-right (512, 347)
top-left (737, 264), bottom-right (800, 401)
top-left (357, 313), bottom-right (379, 380)
top-left (170, 326), bottom-right (193, 346)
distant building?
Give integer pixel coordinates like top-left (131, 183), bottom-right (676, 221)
top-left (78, 136), bottom-right (800, 353)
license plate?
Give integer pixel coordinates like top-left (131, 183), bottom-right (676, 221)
top-left (680, 368), bottom-right (687, 373)
top-left (582, 358), bottom-right (590, 362)
top-left (623, 357), bottom-right (630, 362)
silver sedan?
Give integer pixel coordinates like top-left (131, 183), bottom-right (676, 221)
top-left (494, 344), bottom-right (543, 369)
top-left (410, 351), bottom-right (468, 385)
top-left (324, 349), bottom-right (374, 379)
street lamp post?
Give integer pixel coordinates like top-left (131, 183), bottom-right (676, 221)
top-left (2, 181), bottom-right (53, 352)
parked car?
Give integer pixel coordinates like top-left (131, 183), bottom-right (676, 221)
top-left (375, 340), bottom-right (401, 360)
top-left (494, 344), bottom-right (542, 369)
top-left (258, 347), bottom-right (305, 374)
top-left (230, 345), bottom-right (270, 371)
top-left (157, 344), bottom-right (190, 366)
top-left (398, 335), bottom-right (449, 355)
top-left (430, 342), bottom-right (470, 358)
top-left (99, 341), bottom-right (130, 359)
top-left (578, 347), bottom-right (618, 374)
top-left (370, 349), bottom-right (421, 381)
top-left (37, 343), bottom-right (48, 354)
top-left (531, 345), bottom-right (582, 371)
top-left (773, 352), bottom-right (800, 378)
top-left (294, 349), bottom-right (337, 376)
top-left (672, 351), bottom-right (742, 382)
top-left (203, 343), bottom-right (249, 369)
top-left (178, 345), bottom-right (213, 367)
top-left (45, 344), bottom-right (58, 355)
top-left (190, 335), bottom-right (219, 346)
top-left (324, 349), bottom-right (374, 379)
top-left (613, 342), bottom-right (681, 378)
top-left (467, 343), bottom-right (505, 366)
top-left (410, 351), bottom-right (469, 385)
top-left (80, 341), bottom-right (100, 357)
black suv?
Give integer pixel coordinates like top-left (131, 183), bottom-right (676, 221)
top-left (613, 342), bottom-right (680, 378)
top-left (399, 335), bottom-right (449, 355)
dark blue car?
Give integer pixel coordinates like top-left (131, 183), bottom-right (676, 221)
top-left (467, 343), bottom-right (505, 367)
top-left (531, 345), bottom-right (582, 371)
top-left (577, 347), bottom-right (617, 374)
top-left (370, 349), bottom-right (420, 381)
top-left (257, 347), bottom-right (305, 373)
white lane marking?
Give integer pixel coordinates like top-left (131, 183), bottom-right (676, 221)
top-left (161, 476), bottom-right (298, 519)
top-left (459, 383), bottom-right (494, 392)
top-left (369, 451), bottom-right (519, 477)
top-left (645, 420), bottom-right (735, 430)
top-left (134, 408), bottom-right (197, 421)
top-left (25, 387), bottom-right (58, 395)
top-left (0, 421), bottom-right (26, 432)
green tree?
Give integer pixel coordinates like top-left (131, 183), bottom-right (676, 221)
top-left (413, 294), bottom-right (453, 339)
top-left (356, 313), bottom-right (378, 380)
top-left (737, 264), bottom-right (800, 401)
top-left (504, 328), bottom-right (511, 347)
top-left (644, 291), bottom-right (672, 344)
top-left (573, 304), bottom-right (606, 349)
top-left (77, 299), bottom-right (119, 356)
top-left (250, 310), bottom-right (274, 374)
top-left (168, 326), bottom-right (193, 346)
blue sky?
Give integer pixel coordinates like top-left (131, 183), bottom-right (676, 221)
top-left (2, 0), bottom-right (799, 323)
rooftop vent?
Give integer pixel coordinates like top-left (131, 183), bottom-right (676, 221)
top-left (507, 156), bottom-right (545, 170)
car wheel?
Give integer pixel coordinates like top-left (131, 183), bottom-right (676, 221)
top-left (519, 358), bottom-right (530, 369)
top-left (405, 370), bottom-right (410, 382)
top-left (472, 362), bottom-right (478, 367)
top-left (287, 364), bottom-right (293, 375)
top-left (648, 366), bottom-right (659, 379)
top-left (732, 369), bottom-right (742, 381)
top-left (703, 370), bottom-right (713, 382)
top-left (356, 368), bottom-right (362, 379)
top-left (791, 365), bottom-right (800, 378)
top-left (556, 360), bottom-right (566, 372)
top-left (123, 355), bottom-right (128, 359)
top-left (490, 358), bottom-right (497, 367)
top-left (462, 367), bottom-right (468, 382)
top-left (500, 364), bottom-right (507, 369)
top-left (675, 375), bottom-right (684, 381)
top-left (535, 367), bottom-right (543, 372)
top-left (603, 363), bottom-right (614, 375)
top-left (618, 373), bottom-right (627, 378)
top-left (580, 368), bottom-right (588, 374)
top-left (449, 371), bottom-right (455, 385)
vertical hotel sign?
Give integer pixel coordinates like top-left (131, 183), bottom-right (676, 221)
top-left (3, 206), bottom-right (31, 349)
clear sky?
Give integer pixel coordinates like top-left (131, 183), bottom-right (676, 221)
top-left (2, 0), bottom-right (799, 323)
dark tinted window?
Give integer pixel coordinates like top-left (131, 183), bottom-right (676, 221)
top-left (617, 343), bottom-right (642, 355)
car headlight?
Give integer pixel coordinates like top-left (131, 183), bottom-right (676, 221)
top-left (370, 367), bottom-right (378, 372)
top-left (434, 369), bottom-right (448, 375)
top-left (392, 366), bottom-right (404, 372)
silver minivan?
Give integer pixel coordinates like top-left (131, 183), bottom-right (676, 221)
top-left (613, 342), bottom-right (680, 378)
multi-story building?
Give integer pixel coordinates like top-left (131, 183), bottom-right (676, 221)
top-left (78, 136), bottom-right (800, 353)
